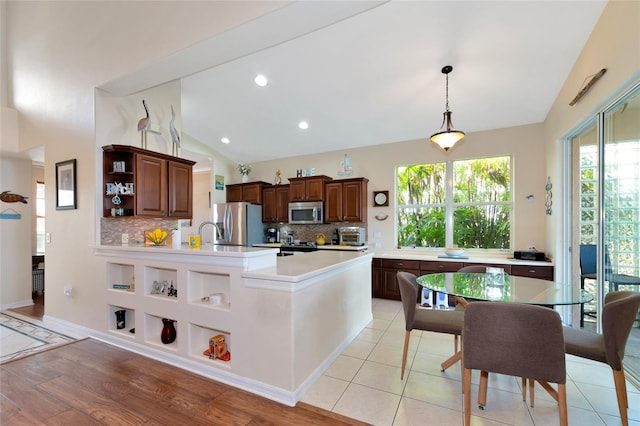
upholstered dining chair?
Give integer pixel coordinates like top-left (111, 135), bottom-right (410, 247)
top-left (397, 271), bottom-right (465, 379)
top-left (564, 291), bottom-right (640, 426)
top-left (462, 301), bottom-right (567, 426)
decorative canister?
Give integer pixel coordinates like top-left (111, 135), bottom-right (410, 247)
top-left (161, 318), bottom-right (176, 344)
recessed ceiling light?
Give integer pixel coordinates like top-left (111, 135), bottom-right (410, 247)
top-left (254, 75), bottom-right (268, 87)
top-left (221, 137), bottom-right (230, 144)
top-left (298, 121), bottom-right (309, 130)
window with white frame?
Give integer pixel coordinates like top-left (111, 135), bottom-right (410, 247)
top-left (396, 156), bottom-right (512, 249)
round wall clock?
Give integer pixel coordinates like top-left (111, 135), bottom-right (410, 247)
top-left (373, 190), bottom-right (389, 207)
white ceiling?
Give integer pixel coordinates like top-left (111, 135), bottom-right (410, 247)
top-left (106, 1), bottom-right (608, 165)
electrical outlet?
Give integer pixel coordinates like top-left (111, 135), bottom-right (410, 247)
top-left (122, 233), bottom-right (129, 244)
top-left (64, 286), bottom-right (73, 297)
top-left (528, 245), bottom-right (537, 252)
top-left (46, 233), bottom-right (51, 243)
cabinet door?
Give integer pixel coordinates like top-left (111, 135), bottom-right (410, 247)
top-left (324, 182), bottom-right (343, 222)
top-left (306, 177), bottom-right (325, 201)
top-left (226, 184), bottom-right (243, 202)
top-left (167, 161), bottom-right (192, 218)
top-left (275, 185), bottom-right (290, 222)
top-left (342, 179), bottom-right (367, 222)
top-left (381, 267), bottom-right (421, 300)
top-left (242, 183), bottom-right (263, 204)
top-left (262, 187), bottom-right (277, 222)
top-left (136, 154), bottom-right (167, 217)
top-left (288, 180), bottom-right (306, 201)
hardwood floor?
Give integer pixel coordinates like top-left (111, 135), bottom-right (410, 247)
top-left (0, 338), bottom-right (367, 425)
top-left (9, 292), bottom-right (44, 320)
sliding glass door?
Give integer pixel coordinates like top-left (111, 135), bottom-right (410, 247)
top-left (571, 84), bottom-right (640, 384)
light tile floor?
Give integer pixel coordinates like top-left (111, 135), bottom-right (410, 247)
top-left (301, 298), bottom-right (640, 426)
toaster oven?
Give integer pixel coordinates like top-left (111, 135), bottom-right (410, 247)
top-left (339, 227), bottom-right (366, 246)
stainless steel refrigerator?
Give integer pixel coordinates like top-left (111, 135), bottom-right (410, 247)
top-left (210, 202), bottom-right (265, 246)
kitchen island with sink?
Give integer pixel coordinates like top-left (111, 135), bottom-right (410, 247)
top-left (94, 244), bottom-right (372, 406)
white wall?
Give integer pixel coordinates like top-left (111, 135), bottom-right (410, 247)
top-left (0, 156), bottom-right (33, 309)
top-left (250, 123), bottom-right (548, 254)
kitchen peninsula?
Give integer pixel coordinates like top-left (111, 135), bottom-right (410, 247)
top-left (93, 244), bottom-right (373, 406)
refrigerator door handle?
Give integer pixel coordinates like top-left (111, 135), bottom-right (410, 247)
top-left (225, 205), bottom-right (233, 241)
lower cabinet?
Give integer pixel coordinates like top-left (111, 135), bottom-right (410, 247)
top-left (372, 257), bottom-right (554, 300)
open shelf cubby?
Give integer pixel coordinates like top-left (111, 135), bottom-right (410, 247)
top-left (144, 313), bottom-right (178, 351)
top-left (107, 262), bottom-right (135, 292)
top-left (188, 323), bottom-right (231, 367)
top-left (144, 266), bottom-right (178, 301)
top-left (108, 305), bottom-right (136, 338)
top-left (187, 271), bottom-right (230, 310)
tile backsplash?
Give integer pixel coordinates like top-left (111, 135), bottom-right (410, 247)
top-left (101, 217), bottom-right (181, 245)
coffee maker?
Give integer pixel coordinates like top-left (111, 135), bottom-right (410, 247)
top-left (267, 228), bottom-right (278, 243)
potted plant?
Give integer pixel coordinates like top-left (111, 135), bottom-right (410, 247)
top-left (237, 164), bottom-right (251, 182)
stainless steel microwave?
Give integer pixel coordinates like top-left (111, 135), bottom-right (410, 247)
top-left (288, 201), bottom-right (323, 224)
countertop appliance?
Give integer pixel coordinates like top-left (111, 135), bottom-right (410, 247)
top-left (339, 226), bottom-right (366, 246)
top-left (289, 201), bottom-right (323, 225)
top-left (267, 227), bottom-right (279, 243)
top-left (209, 202), bottom-right (266, 246)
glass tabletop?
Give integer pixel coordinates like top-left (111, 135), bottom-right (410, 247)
top-left (417, 272), bottom-right (593, 306)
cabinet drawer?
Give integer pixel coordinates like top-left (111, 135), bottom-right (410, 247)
top-left (372, 258), bottom-right (383, 267)
top-left (419, 261), bottom-right (464, 273)
top-left (462, 263), bottom-right (512, 274)
top-left (511, 265), bottom-right (554, 281)
top-left (381, 259), bottom-right (420, 270)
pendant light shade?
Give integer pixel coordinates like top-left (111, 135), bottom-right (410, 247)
top-left (430, 65), bottom-right (465, 151)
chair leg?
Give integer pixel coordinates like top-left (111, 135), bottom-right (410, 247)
top-left (522, 377), bottom-right (527, 402)
top-left (401, 330), bottom-right (410, 380)
top-left (454, 334), bottom-right (459, 353)
top-left (529, 377), bottom-right (535, 407)
top-left (558, 383), bottom-right (568, 426)
top-left (463, 368), bottom-right (472, 426)
top-left (478, 370), bottom-right (488, 409)
top-left (612, 369), bottom-right (629, 426)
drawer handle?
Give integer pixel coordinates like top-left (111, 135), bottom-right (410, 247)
top-left (529, 269), bottom-right (536, 273)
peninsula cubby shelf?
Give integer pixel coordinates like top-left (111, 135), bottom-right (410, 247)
top-left (103, 256), bottom-right (236, 372)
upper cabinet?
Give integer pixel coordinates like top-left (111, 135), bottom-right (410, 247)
top-left (102, 145), bottom-right (195, 218)
top-left (288, 175), bottom-right (332, 202)
top-left (262, 185), bottom-right (290, 223)
top-left (324, 177), bottom-right (368, 223)
top-left (226, 182), bottom-right (271, 205)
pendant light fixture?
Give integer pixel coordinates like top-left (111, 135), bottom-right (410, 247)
top-left (430, 65), bottom-right (465, 151)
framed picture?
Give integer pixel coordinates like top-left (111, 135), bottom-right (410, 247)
top-left (373, 190), bottom-right (389, 207)
top-left (215, 174), bottom-right (224, 190)
top-left (56, 159), bottom-right (77, 210)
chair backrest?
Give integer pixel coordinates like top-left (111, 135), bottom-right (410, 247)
top-left (397, 271), bottom-right (419, 331)
top-left (463, 302), bottom-right (566, 384)
top-left (580, 244), bottom-right (613, 280)
top-left (580, 244), bottom-right (597, 275)
top-left (602, 291), bottom-right (640, 370)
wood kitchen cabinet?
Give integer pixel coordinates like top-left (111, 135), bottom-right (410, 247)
top-left (325, 178), bottom-right (368, 223)
top-left (225, 182), bottom-right (271, 205)
top-left (288, 175), bottom-right (332, 202)
top-left (262, 185), bottom-right (289, 223)
top-left (102, 145), bottom-right (194, 218)
top-left (371, 257), bottom-right (555, 300)
top-left (372, 258), bottom-right (421, 300)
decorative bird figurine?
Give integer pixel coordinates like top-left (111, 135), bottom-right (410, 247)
top-left (137, 99), bottom-right (150, 149)
top-left (169, 104), bottom-right (181, 156)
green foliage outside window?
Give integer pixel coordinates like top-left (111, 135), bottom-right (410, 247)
top-left (397, 156), bottom-right (512, 249)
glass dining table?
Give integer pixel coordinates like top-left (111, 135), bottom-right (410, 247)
top-left (416, 272), bottom-right (594, 307)
top-left (417, 271), bottom-right (593, 408)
